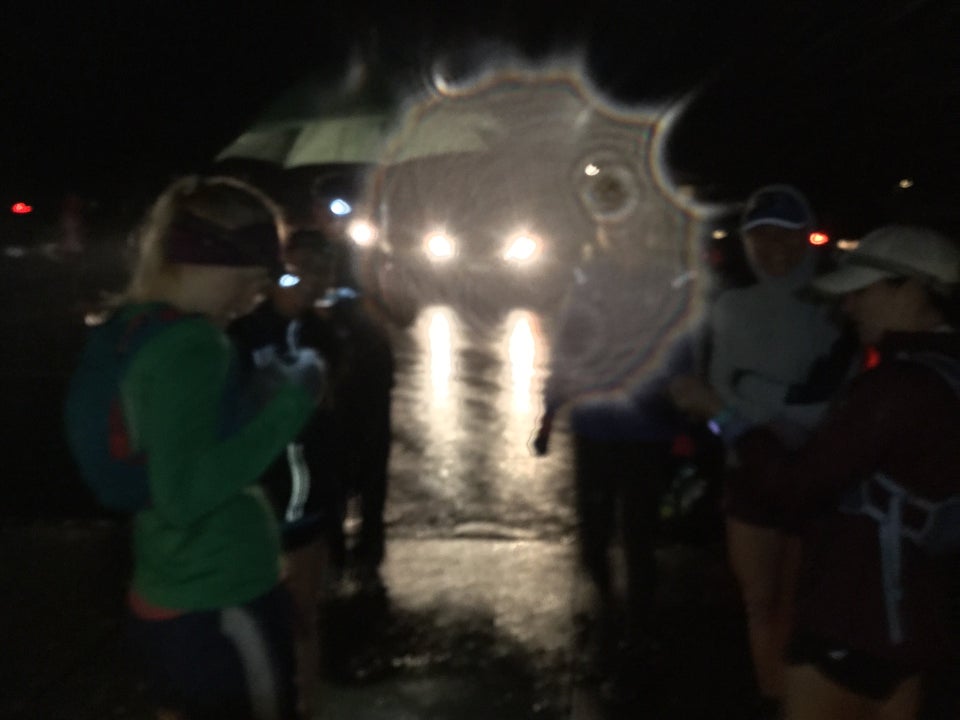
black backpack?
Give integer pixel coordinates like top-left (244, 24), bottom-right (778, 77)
top-left (837, 349), bottom-right (960, 644)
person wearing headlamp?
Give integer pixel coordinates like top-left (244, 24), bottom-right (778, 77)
top-left (104, 176), bottom-right (324, 719)
top-left (229, 227), bottom-right (340, 718)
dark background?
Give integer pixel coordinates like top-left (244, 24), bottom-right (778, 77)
top-left (2, 0), bottom-right (959, 235)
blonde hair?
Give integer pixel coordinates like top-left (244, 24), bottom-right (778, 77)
top-left (121, 175), bottom-right (285, 303)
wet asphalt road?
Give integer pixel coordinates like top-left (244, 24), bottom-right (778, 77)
top-left (318, 306), bottom-right (754, 720)
top-left (385, 306), bottom-right (575, 542)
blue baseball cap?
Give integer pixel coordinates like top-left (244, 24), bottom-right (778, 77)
top-left (740, 184), bottom-right (814, 232)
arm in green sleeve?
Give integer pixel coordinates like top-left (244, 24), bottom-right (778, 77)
top-left (123, 319), bottom-right (315, 526)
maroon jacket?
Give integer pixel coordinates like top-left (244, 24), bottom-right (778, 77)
top-left (730, 330), bottom-right (960, 669)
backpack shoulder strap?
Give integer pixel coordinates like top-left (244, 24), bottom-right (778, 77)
top-left (837, 348), bottom-right (960, 646)
top-left (894, 350), bottom-right (960, 398)
top-left (108, 305), bottom-right (196, 460)
top-left (115, 305), bottom-right (193, 357)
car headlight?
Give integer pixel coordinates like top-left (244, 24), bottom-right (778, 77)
top-left (502, 233), bottom-right (540, 264)
top-left (348, 220), bottom-right (377, 246)
top-left (424, 232), bottom-right (456, 260)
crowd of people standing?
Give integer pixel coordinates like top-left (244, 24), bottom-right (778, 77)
top-left (63, 170), bottom-right (960, 720)
top-left (538, 182), bottom-right (960, 720)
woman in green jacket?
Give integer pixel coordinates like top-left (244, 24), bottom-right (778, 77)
top-left (113, 176), bottom-right (319, 719)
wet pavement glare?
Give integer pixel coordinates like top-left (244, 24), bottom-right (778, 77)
top-left (319, 305), bottom-right (750, 720)
top-left (386, 306), bottom-right (575, 541)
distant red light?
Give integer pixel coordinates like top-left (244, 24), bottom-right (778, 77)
top-left (809, 232), bottom-right (829, 246)
top-left (11, 202), bottom-right (33, 215)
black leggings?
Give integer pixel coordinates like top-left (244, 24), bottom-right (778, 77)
top-left (127, 584), bottom-right (298, 720)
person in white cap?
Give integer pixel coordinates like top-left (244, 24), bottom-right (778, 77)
top-left (671, 224), bottom-right (960, 720)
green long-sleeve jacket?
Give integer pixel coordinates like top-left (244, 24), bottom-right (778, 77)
top-left (119, 305), bottom-right (314, 610)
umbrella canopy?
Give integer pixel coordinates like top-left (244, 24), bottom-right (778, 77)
top-left (217, 113), bottom-right (393, 167)
top-left (215, 71), bottom-right (398, 167)
top-left (217, 68), bottom-right (510, 169)
top-left (383, 107), bottom-right (503, 164)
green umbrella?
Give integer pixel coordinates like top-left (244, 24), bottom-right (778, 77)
top-left (384, 107), bottom-right (502, 164)
top-left (217, 113), bottom-right (393, 166)
top-left (216, 72), bottom-right (397, 167)
top-left (217, 69), bottom-right (507, 168)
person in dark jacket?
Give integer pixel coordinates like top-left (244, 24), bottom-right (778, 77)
top-left (532, 248), bottom-right (697, 679)
top-left (671, 225), bottom-right (960, 720)
top-left (229, 228), bottom-right (340, 718)
top-left (321, 285), bottom-right (395, 581)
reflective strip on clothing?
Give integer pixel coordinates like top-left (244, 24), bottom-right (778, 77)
top-left (220, 605), bottom-right (279, 720)
top-left (284, 442), bottom-right (310, 523)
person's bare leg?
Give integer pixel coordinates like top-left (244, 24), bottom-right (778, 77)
top-left (877, 674), bottom-right (921, 720)
top-left (284, 540), bottom-right (327, 718)
top-left (784, 664), bottom-right (920, 720)
top-left (727, 518), bottom-right (797, 700)
top-left (784, 664), bottom-right (870, 720)
top-left (773, 534), bottom-right (802, 690)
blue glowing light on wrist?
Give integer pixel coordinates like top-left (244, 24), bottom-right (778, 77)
top-left (707, 408), bottom-right (734, 437)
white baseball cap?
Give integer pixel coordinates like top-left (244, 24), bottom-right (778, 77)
top-left (810, 225), bottom-right (960, 296)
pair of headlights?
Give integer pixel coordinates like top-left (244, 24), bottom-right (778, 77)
top-left (347, 224), bottom-right (540, 264)
top-left (423, 231), bottom-right (541, 264)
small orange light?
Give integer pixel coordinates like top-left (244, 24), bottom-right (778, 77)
top-left (11, 202), bottom-right (33, 215)
top-left (809, 232), bottom-right (829, 246)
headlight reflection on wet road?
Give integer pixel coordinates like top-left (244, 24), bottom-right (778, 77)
top-left (427, 306), bottom-right (455, 402)
top-left (390, 304), bottom-right (572, 534)
top-left (421, 305), bottom-right (543, 418)
top-left (505, 311), bottom-right (537, 414)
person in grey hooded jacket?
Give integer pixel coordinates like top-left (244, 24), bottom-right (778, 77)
top-left (700, 185), bottom-right (855, 716)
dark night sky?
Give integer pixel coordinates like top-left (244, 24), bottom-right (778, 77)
top-left (3, 1), bottom-right (959, 233)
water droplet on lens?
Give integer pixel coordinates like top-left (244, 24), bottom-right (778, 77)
top-left (574, 154), bottom-right (640, 223)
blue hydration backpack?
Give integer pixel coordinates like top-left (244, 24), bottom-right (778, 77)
top-left (838, 350), bottom-right (960, 644)
top-left (64, 305), bottom-right (189, 512)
